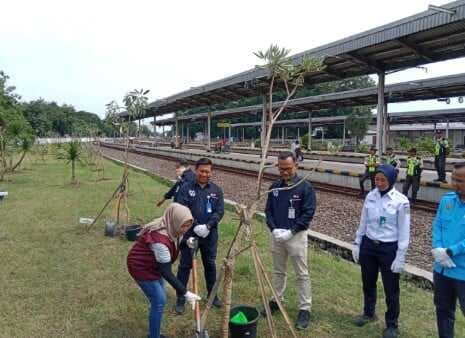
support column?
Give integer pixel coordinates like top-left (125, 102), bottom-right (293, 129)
top-left (308, 112), bottom-right (312, 151)
top-left (207, 112), bottom-right (212, 151)
top-left (242, 127), bottom-right (245, 142)
top-left (297, 127), bottom-right (300, 140)
top-left (376, 72), bottom-right (386, 155)
top-left (175, 118), bottom-right (179, 148)
top-left (383, 103), bottom-right (389, 152)
top-left (282, 127), bottom-right (285, 144)
top-left (342, 119), bottom-right (346, 147)
top-left (186, 125), bottom-right (190, 144)
top-left (446, 120), bottom-right (450, 139)
top-left (228, 126), bottom-right (231, 140)
top-left (153, 116), bottom-right (156, 137)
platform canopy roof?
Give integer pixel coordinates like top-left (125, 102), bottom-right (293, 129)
top-left (153, 73), bottom-right (465, 126)
top-left (124, 1), bottom-right (465, 119)
top-left (227, 108), bottom-right (465, 128)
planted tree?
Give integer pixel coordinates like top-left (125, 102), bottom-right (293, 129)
top-left (346, 106), bottom-right (372, 146)
top-left (57, 140), bottom-right (82, 184)
top-left (199, 45), bottom-right (324, 338)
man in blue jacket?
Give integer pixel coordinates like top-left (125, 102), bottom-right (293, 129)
top-left (174, 157), bottom-right (224, 314)
top-left (156, 159), bottom-right (196, 206)
top-left (264, 151), bottom-right (316, 330)
top-left (432, 162), bottom-right (465, 338)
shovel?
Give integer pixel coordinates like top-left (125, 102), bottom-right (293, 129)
top-left (190, 238), bottom-right (210, 338)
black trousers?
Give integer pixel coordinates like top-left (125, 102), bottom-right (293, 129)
top-left (434, 272), bottom-right (465, 338)
top-left (359, 236), bottom-right (400, 328)
top-left (176, 228), bottom-right (218, 298)
top-left (402, 175), bottom-right (420, 202)
top-left (435, 155), bottom-right (446, 181)
top-left (359, 171), bottom-right (375, 194)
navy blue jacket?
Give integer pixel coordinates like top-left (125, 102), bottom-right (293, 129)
top-left (265, 175), bottom-right (316, 234)
top-left (177, 180), bottom-right (224, 229)
top-left (164, 168), bottom-right (196, 202)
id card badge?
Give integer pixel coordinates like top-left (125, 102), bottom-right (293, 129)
top-left (379, 216), bottom-right (386, 227)
top-left (206, 197), bottom-right (212, 214)
top-left (288, 207), bottom-right (295, 219)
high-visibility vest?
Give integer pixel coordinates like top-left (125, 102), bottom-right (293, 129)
top-left (406, 157), bottom-right (421, 176)
top-left (434, 139), bottom-right (449, 156)
top-left (367, 155), bottom-right (378, 172)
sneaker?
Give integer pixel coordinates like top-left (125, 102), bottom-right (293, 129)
top-left (295, 310), bottom-right (311, 330)
top-left (354, 314), bottom-right (377, 327)
top-left (261, 300), bottom-right (280, 317)
top-left (382, 327), bottom-right (399, 338)
top-left (175, 297), bottom-right (186, 315)
top-left (212, 295), bottom-right (223, 308)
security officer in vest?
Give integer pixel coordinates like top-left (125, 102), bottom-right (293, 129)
top-left (264, 151), bottom-right (316, 330)
top-left (156, 159), bottom-right (196, 206)
top-left (432, 162), bottom-right (465, 338)
top-left (352, 164), bottom-right (410, 338)
top-left (359, 147), bottom-right (380, 196)
top-left (383, 147), bottom-right (400, 172)
top-left (402, 147), bottom-right (422, 204)
top-left (434, 130), bottom-right (450, 183)
top-left (175, 157), bottom-right (224, 314)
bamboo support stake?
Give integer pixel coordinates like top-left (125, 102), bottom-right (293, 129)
top-left (253, 245), bottom-right (298, 338)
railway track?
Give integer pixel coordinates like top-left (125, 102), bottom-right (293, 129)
top-left (100, 142), bottom-right (438, 213)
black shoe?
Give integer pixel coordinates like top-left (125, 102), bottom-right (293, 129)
top-left (382, 327), bottom-right (399, 338)
top-left (441, 180), bottom-right (448, 183)
top-left (354, 314), bottom-right (377, 327)
top-left (261, 300), bottom-right (280, 317)
top-left (295, 310), bottom-right (310, 330)
top-left (175, 297), bottom-right (186, 315)
top-left (212, 296), bottom-right (223, 308)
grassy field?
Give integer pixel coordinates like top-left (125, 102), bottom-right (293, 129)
top-left (1, 155), bottom-right (464, 338)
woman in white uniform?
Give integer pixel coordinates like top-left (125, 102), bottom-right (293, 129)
top-left (352, 164), bottom-right (410, 338)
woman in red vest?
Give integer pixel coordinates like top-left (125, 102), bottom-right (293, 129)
top-left (127, 203), bottom-right (201, 338)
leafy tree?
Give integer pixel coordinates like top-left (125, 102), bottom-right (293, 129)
top-left (57, 140), bottom-right (82, 184)
top-left (345, 107), bottom-right (372, 145)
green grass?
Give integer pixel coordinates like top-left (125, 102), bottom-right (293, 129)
top-left (1, 155), bottom-right (463, 337)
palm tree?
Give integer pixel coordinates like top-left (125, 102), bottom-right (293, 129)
top-left (10, 133), bottom-right (34, 172)
top-left (57, 140), bottom-right (82, 184)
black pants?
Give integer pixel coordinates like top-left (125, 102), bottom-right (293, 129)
top-left (434, 272), bottom-right (465, 338)
top-left (176, 228), bottom-right (218, 298)
top-left (435, 155), bottom-right (446, 181)
top-left (359, 171), bottom-right (375, 194)
top-left (359, 236), bottom-right (400, 328)
top-left (402, 175), bottom-right (420, 202)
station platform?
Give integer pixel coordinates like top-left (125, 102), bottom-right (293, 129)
top-left (103, 142), bottom-right (453, 204)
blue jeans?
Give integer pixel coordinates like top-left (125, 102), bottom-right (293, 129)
top-left (434, 272), bottom-right (465, 338)
top-left (137, 279), bottom-right (166, 338)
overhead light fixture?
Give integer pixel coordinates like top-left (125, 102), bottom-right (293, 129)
top-left (459, 96), bottom-right (464, 104)
top-left (428, 4), bottom-right (456, 15)
top-left (437, 98), bottom-right (451, 104)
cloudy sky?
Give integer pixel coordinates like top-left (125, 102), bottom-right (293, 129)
top-left (1, 0), bottom-right (465, 122)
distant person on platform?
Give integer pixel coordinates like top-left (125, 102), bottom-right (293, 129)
top-left (431, 162), bottom-right (465, 338)
top-left (264, 151), bottom-right (316, 330)
top-left (175, 157), bottom-right (224, 314)
top-left (359, 147), bottom-right (380, 196)
top-left (352, 164), bottom-right (410, 338)
top-left (383, 147), bottom-right (400, 173)
top-left (156, 159), bottom-right (196, 206)
top-left (291, 140), bottom-right (304, 162)
top-left (434, 130), bottom-right (450, 183)
top-left (402, 148), bottom-right (422, 205)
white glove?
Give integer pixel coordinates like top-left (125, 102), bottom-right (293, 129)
top-left (352, 244), bottom-right (360, 263)
top-left (193, 224), bottom-right (210, 238)
top-left (391, 256), bottom-right (405, 273)
top-left (432, 248), bottom-right (456, 269)
top-left (272, 229), bottom-right (285, 242)
top-left (186, 237), bottom-right (197, 249)
top-left (184, 291), bottom-right (201, 310)
top-left (277, 229), bottom-right (293, 242)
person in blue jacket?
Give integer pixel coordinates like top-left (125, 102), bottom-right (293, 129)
top-left (432, 162), bottom-right (465, 338)
top-left (156, 159), bottom-right (196, 206)
top-left (264, 151), bottom-right (316, 330)
top-left (174, 157), bottom-right (224, 315)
